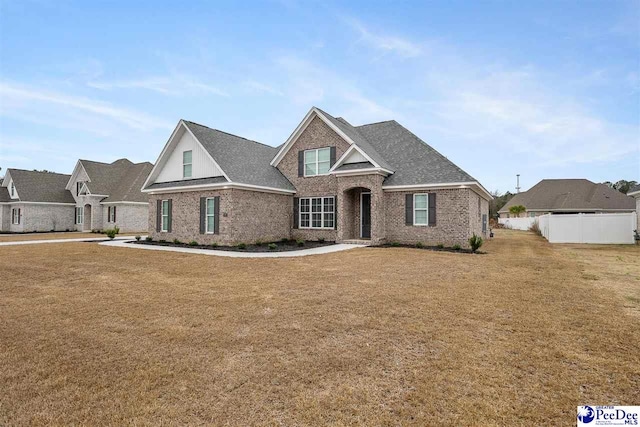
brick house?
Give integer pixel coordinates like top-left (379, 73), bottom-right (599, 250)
top-left (0, 169), bottom-right (76, 232)
top-left (66, 159), bottom-right (153, 232)
top-left (142, 107), bottom-right (491, 247)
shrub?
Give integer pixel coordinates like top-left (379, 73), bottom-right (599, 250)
top-left (113, 227), bottom-right (120, 235)
top-left (281, 237), bottom-right (289, 243)
top-left (415, 242), bottom-right (424, 248)
top-left (173, 239), bottom-right (181, 244)
top-left (390, 242), bottom-right (401, 247)
top-left (452, 244), bottom-right (461, 251)
top-left (296, 239), bottom-right (305, 247)
top-left (65, 228), bottom-right (70, 232)
top-left (135, 235), bottom-right (141, 241)
top-left (211, 242), bottom-right (218, 248)
top-left (468, 234), bottom-right (483, 253)
top-left (255, 240), bottom-right (264, 246)
top-left (509, 205), bottom-right (527, 217)
top-left (145, 236), bottom-right (153, 242)
top-left (105, 229), bottom-right (117, 240)
top-left (237, 243), bottom-right (247, 249)
top-left (188, 240), bottom-right (199, 246)
top-left (529, 221), bottom-right (542, 236)
top-left (159, 239), bottom-right (166, 243)
top-left (318, 237), bottom-right (325, 243)
top-left (268, 243), bottom-right (277, 250)
top-left (436, 243), bottom-right (444, 249)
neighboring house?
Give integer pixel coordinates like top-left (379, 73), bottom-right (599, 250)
top-left (142, 107), bottom-right (491, 247)
top-left (0, 169), bottom-right (76, 232)
top-left (628, 184), bottom-right (640, 228)
top-left (66, 159), bottom-right (153, 232)
top-left (499, 179), bottom-right (636, 218)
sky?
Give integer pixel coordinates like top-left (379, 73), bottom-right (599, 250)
top-left (0, 0), bottom-right (638, 193)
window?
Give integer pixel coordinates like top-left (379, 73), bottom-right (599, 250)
top-left (76, 182), bottom-right (81, 196)
top-left (108, 206), bottom-right (116, 222)
top-left (304, 148), bottom-right (330, 176)
top-left (10, 181), bottom-right (15, 197)
top-left (529, 212), bottom-right (535, 218)
top-left (183, 150), bottom-right (192, 178)
top-left (206, 198), bottom-right (215, 233)
top-left (11, 208), bottom-right (20, 224)
top-left (300, 196), bottom-right (334, 229)
top-left (413, 194), bottom-right (428, 226)
top-left (478, 197), bottom-right (481, 219)
top-left (75, 207), bottom-right (83, 224)
top-left (161, 200), bottom-right (169, 232)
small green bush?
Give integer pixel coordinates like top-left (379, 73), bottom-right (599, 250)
top-left (113, 227), bottom-right (120, 235)
top-left (173, 238), bottom-right (181, 244)
top-left (159, 239), bottom-right (166, 243)
top-left (415, 242), bottom-right (424, 248)
top-left (436, 243), bottom-right (444, 249)
top-left (281, 237), bottom-right (289, 243)
top-left (135, 235), bottom-right (141, 241)
top-left (189, 240), bottom-right (199, 246)
top-left (318, 237), bottom-right (325, 243)
top-left (237, 243), bottom-right (247, 249)
top-left (268, 243), bottom-right (277, 250)
top-left (296, 239), bottom-right (305, 247)
top-left (468, 234), bottom-right (483, 253)
top-left (145, 236), bottom-right (153, 242)
top-left (452, 244), bottom-right (461, 251)
top-left (255, 240), bottom-right (263, 246)
top-left (105, 229), bottom-right (117, 240)
top-left (210, 242), bottom-right (218, 248)
top-left (390, 242), bottom-right (401, 247)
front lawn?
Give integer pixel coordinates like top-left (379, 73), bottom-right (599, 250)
top-left (0, 230), bottom-right (638, 425)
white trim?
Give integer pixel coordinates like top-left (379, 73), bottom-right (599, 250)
top-left (205, 197), bottom-right (215, 234)
top-left (303, 147), bottom-right (332, 177)
top-left (331, 168), bottom-right (392, 177)
top-left (66, 161), bottom-right (90, 190)
top-left (100, 201), bottom-right (149, 206)
top-left (328, 145), bottom-right (387, 173)
top-left (298, 196), bottom-right (335, 229)
top-left (382, 181), bottom-right (493, 201)
top-left (161, 199), bottom-right (169, 232)
top-left (271, 107), bottom-right (382, 169)
top-left (2, 201), bottom-right (76, 206)
top-left (182, 149), bottom-right (193, 178)
top-left (141, 120), bottom-right (231, 191)
top-left (412, 193), bottom-right (429, 226)
top-left (628, 190), bottom-right (640, 197)
top-left (360, 191), bottom-right (371, 239)
top-left (1, 170), bottom-right (12, 187)
top-left (75, 206), bottom-right (84, 225)
top-left (142, 181), bottom-right (296, 195)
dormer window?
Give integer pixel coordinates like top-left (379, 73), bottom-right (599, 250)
top-left (10, 181), bottom-right (15, 197)
top-left (304, 148), bottom-right (330, 176)
top-left (183, 150), bottom-right (192, 178)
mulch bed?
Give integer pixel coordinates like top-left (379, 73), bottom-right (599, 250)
top-left (374, 243), bottom-right (485, 254)
top-left (131, 239), bottom-right (336, 253)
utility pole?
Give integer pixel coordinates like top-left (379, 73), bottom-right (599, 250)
top-left (516, 174), bottom-right (521, 193)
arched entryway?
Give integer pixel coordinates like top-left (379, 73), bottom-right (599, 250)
top-left (342, 187), bottom-right (371, 240)
top-left (83, 204), bottom-right (92, 231)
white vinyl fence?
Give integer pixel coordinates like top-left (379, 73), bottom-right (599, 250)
top-left (537, 213), bottom-right (637, 244)
top-left (498, 217), bottom-right (537, 231)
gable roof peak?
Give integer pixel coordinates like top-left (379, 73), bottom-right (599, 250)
top-left (183, 120), bottom-right (275, 150)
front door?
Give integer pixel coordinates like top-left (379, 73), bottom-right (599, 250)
top-left (361, 192), bottom-right (371, 239)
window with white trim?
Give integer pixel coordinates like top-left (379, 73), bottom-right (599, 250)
top-left (413, 194), bottom-right (428, 226)
top-left (108, 206), bottom-right (116, 222)
top-left (75, 207), bottom-right (83, 224)
top-left (12, 208), bottom-right (20, 224)
top-left (529, 212), bottom-right (535, 218)
top-left (183, 150), bottom-right (192, 178)
top-left (304, 148), bottom-right (330, 176)
top-left (205, 197), bottom-right (215, 233)
top-left (10, 181), bottom-right (16, 197)
top-left (300, 196), bottom-right (334, 229)
top-left (161, 200), bottom-right (169, 232)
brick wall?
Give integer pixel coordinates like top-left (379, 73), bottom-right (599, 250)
top-left (4, 203), bottom-right (75, 233)
top-left (102, 204), bottom-right (149, 233)
top-left (468, 190), bottom-right (490, 238)
top-left (148, 189), bottom-right (291, 245)
top-left (384, 188), bottom-right (472, 247)
top-left (277, 116), bottom-right (350, 242)
top-left (0, 205), bottom-right (9, 232)
top-left (337, 174), bottom-right (386, 244)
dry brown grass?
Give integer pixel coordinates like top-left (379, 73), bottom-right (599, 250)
top-left (0, 232), bottom-right (99, 241)
top-left (0, 230), bottom-right (638, 425)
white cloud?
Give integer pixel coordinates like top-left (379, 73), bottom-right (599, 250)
top-left (243, 80), bottom-right (284, 96)
top-left (88, 75), bottom-right (229, 97)
top-left (0, 81), bottom-right (172, 131)
top-left (344, 17), bottom-right (422, 58)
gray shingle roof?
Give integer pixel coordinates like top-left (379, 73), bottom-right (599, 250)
top-left (499, 179), bottom-right (636, 213)
top-left (145, 176), bottom-right (228, 190)
top-left (0, 186), bottom-right (10, 202)
top-left (355, 120), bottom-right (477, 186)
top-left (81, 159), bottom-right (153, 202)
top-left (6, 169), bottom-right (75, 203)
top-left (182, 121), bottom-right (295, 191)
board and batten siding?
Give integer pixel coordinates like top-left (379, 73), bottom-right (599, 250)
top-left (342, 150), bottom-right (368, 164)
top-left (155, 130), bottom-right (224, 183)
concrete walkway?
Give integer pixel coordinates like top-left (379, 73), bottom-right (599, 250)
top-left (0, 236), bottom-right (143, 246)
top-left (99, 239), bottom-right (367, 258)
